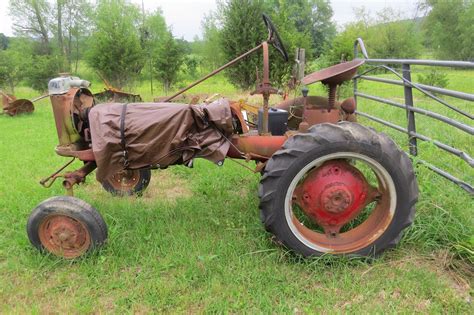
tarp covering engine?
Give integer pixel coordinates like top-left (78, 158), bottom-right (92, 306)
top-left (89, 99), bottom-right (233, 182)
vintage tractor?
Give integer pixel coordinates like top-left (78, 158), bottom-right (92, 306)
top-left (27, 15), bottom-right (418, 259)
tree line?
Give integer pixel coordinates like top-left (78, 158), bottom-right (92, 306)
top-left (0, 0), bottom-right (472, 94)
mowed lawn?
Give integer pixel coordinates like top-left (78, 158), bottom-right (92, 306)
top-left (0, 69), bottom-right (472, 313)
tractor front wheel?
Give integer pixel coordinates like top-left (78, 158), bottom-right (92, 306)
top-left (259, 122), bottom-right (418, 257)
top-left (102, 169), bottom-right (151, 196)
top-left (27, 196), bottom-right (108, 259)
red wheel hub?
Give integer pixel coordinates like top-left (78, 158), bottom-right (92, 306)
top-left (294, 160), bottom-right (373, 235)
top-left (38, 215), bottom-right (91, 258)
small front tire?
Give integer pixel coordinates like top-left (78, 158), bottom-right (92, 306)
top-left (27, 196), bottom-right (108, 259)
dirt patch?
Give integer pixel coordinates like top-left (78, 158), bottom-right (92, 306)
top-left (81, 169), bottom-right (193, 204)
top-left (361, 250), bottom-right (472, 304)
top-left (430, 249), bottom-right (473, 303)
top-left (140, 169), bottom-right (193, 204)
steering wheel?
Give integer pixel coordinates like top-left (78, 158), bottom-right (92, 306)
top-left (262, 13), bottom-right (289, 62)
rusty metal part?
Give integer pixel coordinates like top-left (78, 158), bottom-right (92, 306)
top-left (0, 90), bottom-right (15, 104)
top-left (154, 93), bottom-right (214, 105)
top-left (38, 214), bottom-right (91, 258)
top-left (94, 72), bottom-right (142, 103)
top-left (303, 108), bottom-right (341, 125)
top-left (40, 158), bottom-right (76, 188)
top-left (230, 102), bottom-right (249, 133)
top-left (40, 160), bottom-right (96, 196)
top-left (293, 160), bottom-right (373, 235)
top-left (1, 90), bottom-right (48, 116)
top-left (106, 170), bottom-right (141, 192)
top-left (250, 42), bottom-right (279, 135)
top-left (94, 90), bottom-right (142, 103)
top-left (302, 59), bottom-right (365, 86)
top-left (302, 59), bottom-right (365, 111)
top-left (55, 147), bottom-right (95, 161)
top-left (234, 100), bottom-right (260, 115)
top-left (62, 162), bottom-right (97, 191)
top-left (341, 97), bottom-right (356, 114)
top-left (255, 161), bottom-right (267, 173)
top-left (3, 99), bottom-right (34, 116)
top-left (276, 96), bottom-right (344, 128)
top-left (340, 97), bottom-right (358, 122)
top-left (50, 87), bottom-right (95, 161)
top-left (227, 134), bottom-right (288, 160)
top-left (0, 90), bottom-right (34, 116)
top-left (164, 44), bottom-right (264, 102)
top-left (50, 88), bottom-right (83, 147)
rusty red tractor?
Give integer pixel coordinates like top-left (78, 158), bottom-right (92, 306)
top-left (27, 15), bottom-right (418, 259)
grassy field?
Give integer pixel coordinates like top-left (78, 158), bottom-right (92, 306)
top-left (0, 67), bottom-right (472, 313)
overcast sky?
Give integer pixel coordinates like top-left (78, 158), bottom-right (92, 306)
top-left (0, 0), bottom-right (419, 41)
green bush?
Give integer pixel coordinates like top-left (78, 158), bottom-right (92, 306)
top-left (417, 69), bottom-right (449, 89)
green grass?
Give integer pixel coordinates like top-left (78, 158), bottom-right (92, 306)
top-left (0, 67), bottom-right (472, 313)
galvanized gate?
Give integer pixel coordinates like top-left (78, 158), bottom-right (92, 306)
top-left (353, 38), bottom-right (473, 194)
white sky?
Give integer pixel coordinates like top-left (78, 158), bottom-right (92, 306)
top-left (0, 0), bottom-right (419, 40)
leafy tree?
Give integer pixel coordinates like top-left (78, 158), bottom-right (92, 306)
top-left (9, 0), bottom-right (52, 53)
top-left (0, 38), bottom-right (31, 93)
top-left (217, 0), bottom-right (267, 89)
top-left (320, 21), bottom-right (367, 66)
top-left (86, 0), bottom-right (145, 88)
top-left (458, 3), bottom-right (474, 61)
top-left (54, 0), bottom-right (92, 70)
top-left (9, 0), bottom-right (91, 73)
top-left (321, 7), bottom-right (422, 66)
top-left (200, 14), bottom-right (225, 69)
top-left (0, 34), bottom-right (8, 50)
top-left (141, 9), bottom-right (185, 92)
top-left (153, 31), bottom-right (185, 92)
top-left (268, 0), bottom-right (314, 85)
top-left (26, 54), bottom-right (62, 91)
top-left (423, 0), bottom-right (473, 60)
top-left (267, 0), bottom-right (335, 57)
top-left (184, 54), bottom-right (201, 78)
top-left (309, 0), bottom-right (336, 56)
top-left (215, 0), bottom-right (320, 89)
top-left (369, 8), bottom-right (422, 59)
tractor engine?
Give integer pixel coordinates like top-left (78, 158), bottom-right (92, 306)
top-left (48, 76), bottom-right (94, 157)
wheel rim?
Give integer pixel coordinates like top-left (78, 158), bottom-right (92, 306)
top-left (285, 152), bottom-right (397, 254)
top-left (38, 214), bottom-right (91, 258)
top-left (109, 170), bottom-right (140, 192)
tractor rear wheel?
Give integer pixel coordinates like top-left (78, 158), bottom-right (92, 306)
top-left (259, 122), bottom-right (418, 257)
top-left (102, 169), bottom-right (151, 196)
top-left (27, 196), bottom-right (108, 259)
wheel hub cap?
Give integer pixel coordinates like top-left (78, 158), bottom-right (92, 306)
top-left (39, 215), bottom-right (91, 258)
top-left (294, 160), bottom-right (372, 235)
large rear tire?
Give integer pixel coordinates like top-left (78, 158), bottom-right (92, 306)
top-left (259, 122), bottom-right (418, 257)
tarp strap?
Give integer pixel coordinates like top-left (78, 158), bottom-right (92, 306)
top-left (120, 103), bottom-right (129, 168)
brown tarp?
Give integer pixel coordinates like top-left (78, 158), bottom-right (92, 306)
top-left (89, 99), bottom-right (234, 182)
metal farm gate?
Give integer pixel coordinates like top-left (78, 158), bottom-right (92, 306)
top-left (352, 38), bottom-right (473, 195)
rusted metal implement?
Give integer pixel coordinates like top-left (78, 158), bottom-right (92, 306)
top-left (26, 15), bottom-right (418, 260)
top-left (93, 72), bottom-right (142, 103)
top-left (1, 90), bottom-right (37, 116)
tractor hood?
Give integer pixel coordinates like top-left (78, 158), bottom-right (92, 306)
top-left (89, 98), bottom-right (234, 182)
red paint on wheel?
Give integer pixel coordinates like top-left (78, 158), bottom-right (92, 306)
top-left (293, 160), bottom-right (371, 235)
